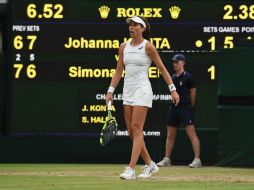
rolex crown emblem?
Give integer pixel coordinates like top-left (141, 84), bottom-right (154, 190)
top-left (98, 5), bottom-right (110, 19)
top-left (169, 6), bottom-right (181, 19)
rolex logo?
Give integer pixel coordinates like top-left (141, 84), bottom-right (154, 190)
top-left (169, 6), bottom-right (181, 19)
top-left (98, 5), bottom-right (110, 19)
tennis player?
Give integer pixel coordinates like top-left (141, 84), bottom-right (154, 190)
top-left (105, 16), bottom-right (179, 179)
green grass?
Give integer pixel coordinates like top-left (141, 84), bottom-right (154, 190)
top-left (0, 164), bottom-right (253, 190)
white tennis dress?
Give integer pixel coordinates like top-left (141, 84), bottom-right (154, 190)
top-left (123, 39), bottom-right (153, 108)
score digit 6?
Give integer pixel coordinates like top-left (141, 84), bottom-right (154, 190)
top-left (13, 35), bottom-right (37, 50)
top-left (13, 64), bottom-right (37, 79)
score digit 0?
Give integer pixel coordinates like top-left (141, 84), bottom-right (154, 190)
top-left (13, 35), bottom-right (37, 50)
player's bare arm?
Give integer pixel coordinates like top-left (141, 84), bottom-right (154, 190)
top-left (146, 42), bottom-right (180, 105)
top-left (109, 43), bottom-right (125, 88)
top-left (106, 43), bottom-right (125, 104)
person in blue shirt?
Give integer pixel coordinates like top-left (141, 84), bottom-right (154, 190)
top-left (157, 54), bottom-right (202, 168)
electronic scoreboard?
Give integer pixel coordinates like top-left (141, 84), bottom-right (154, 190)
top-left (7, 0), bottom-right (254, 137)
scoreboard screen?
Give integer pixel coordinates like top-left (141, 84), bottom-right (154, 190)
top-left (7, 0), bottom-right (254, 136)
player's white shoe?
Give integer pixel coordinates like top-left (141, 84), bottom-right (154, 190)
top-left (138, 161), bottom-right (159, 179)
top-left (157, 157), bottom-right (171, 167)
top-left (119, 167), bottom-right (136, 180)
top-left (188, 158), bottom-right (202, 168)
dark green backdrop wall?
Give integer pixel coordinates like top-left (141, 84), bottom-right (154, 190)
top-left (217, 48), bottom-right (254, 167)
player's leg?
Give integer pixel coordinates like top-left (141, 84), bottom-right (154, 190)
top-left (120, 105), bottom-right (138, 179)
top-left (126, 106), bottom-right (159, 178)
top-left (128, 106), bottom-right (149, 168)
top-left (121, 105), bottom-right (150, 179)
top-left (186, 125), bottom-right (202, 168)
top-left (124, 105), bottom-right (151, 165)
top-left (123, 105), bottom-right (133, 138)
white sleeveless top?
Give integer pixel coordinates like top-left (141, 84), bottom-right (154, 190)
top-left (122, 39), bottom-right (153, 107)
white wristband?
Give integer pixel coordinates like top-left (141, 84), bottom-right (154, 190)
top-left (107, 86), bottom-right (115, 94)
top-left (168, 84), bottom-right (176, 92)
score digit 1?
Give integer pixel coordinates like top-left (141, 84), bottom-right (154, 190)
top-left (208, 65), bottom-right (215, 80)
top-left (208, 36), bottom-right (234, 50)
